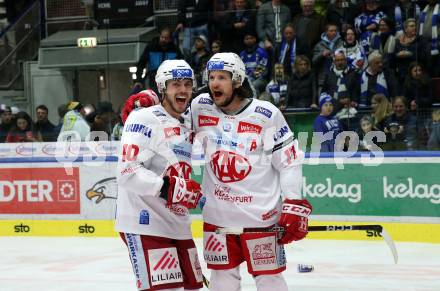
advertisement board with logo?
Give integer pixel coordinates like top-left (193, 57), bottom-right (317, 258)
top-left (302, 163), bottom-right (440, 217)
top-left (0, 167), bottom-right (80, 214)
top-left (0, 142), bottom-right (439, 241)
top-left (0, 162), bottom-right (117, 219)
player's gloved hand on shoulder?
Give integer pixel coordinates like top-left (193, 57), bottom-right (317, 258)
top-left (160, 176), bottom-right (202, 209)
top-left (277, 199), bottom-right (312, 244)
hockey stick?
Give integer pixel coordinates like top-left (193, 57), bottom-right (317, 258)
top-left (202, 274), bottom-right (210, 289)
top-left (216, 224), bottom-right (398, 264)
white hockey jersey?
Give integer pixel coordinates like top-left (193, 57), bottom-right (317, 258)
top-left (191, 94), bottom-right (303, 228)
top-left (115, 104), bottom-right (194, 239)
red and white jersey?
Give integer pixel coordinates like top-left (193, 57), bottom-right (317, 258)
top-left (191, 94), bottom-right (303, 228)
top-left (115, 104), bottom-right (194, 239)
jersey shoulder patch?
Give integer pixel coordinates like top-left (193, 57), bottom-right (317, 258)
top-left (251, 100), bottom-right (279, 119)
top-left (192, 93), bottom-right (213, 107)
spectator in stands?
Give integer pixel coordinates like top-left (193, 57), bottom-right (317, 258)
top-left (428, 109), bottom-right (440, 150)
top-left (134, 27), bottom-right (183, 93)
top-left (359, 51), bottom-right (398, 107)
top-left (256, 0), bottom-right (291, 51)
top-left (0, 105), bottom-right (13, 142)
top-left (190, 35), bottom-right (210, 87)
top-left (286, 55), bottom-right (318, 108)
top-left (111, 114), bottom-right (123, 141)
top-left (91, 101), bottom-right (118, 140)
top-left (322, 50), bottom-right (359, 130)
top-left (369, 17), bottom-right (396, 67)
top-left (293, 0), bottom-right (326, 54)
top-left (395, 18), bottom-right (430, 83)
top-left (211, 39), bottom-right (222, 55)
top-left (313, 92), bottom-right (342, 152)
top-left (34, 104), bottom-right (56, 142)
top-left (176, 0), bottom-right (212, 58)
top-left (383, 96), bottom-right (418, 150)
top-left (326, 0), bottom-right (359, 32)
top-left (54, 103), bottom-right (68, 136)
top-left (337, 26), bottom-right (366, 70)
top-left (392, 0), bottom-right (421, 36)
top-left (82, 103), bottom-right (96, 125)
top-left (6, 111), bottom-right (41, 143)
top-left (357, 114), bottom-right (377, 150)
top-left (273, 23), bottom-right (308, 79)
top-left (418, 0), bottom-right (440, 76)
top-left (313, 23), bottom-right (344, 89)
top-left (403, 61), bottom-right (433, 111)
top-left (254, 0), bottom-right (263, 9)
top-left (240, 30), bottom-right (270, 93)
top-left (263, 63), bottom-right (288, 108)
top-left (219, 0), bottom-right (255, 53)
top-left (213, 0), bottom-right (234, 20)
top-left (322, 50), bottom-right (359, 105)
top-left (354, 0), bottom-right (386, 54)
top-left (370, 93), bottom-right (393, 131)
top-left (58, 101), bottom-right (90, 141)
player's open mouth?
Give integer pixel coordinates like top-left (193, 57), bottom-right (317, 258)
top-left (176, 96), bottom-right (187, 104)
top-left (213, 91), bottom-right (223, 98)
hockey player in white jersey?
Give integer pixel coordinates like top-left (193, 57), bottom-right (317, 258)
top-left (115, 59), bottom-right (204, 291)
top-left (191, 52), bottom-right (313, 290)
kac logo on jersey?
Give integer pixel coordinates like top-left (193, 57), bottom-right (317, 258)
top-left (255, 106), bottom-right (272, 118)
top-left (198, 97), bottom-right (213, 105)
top-left (210, 150), bottom-right (251, 183)
top-left (165, 162), bottom-right (192, 179)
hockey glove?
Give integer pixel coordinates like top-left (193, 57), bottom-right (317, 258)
top-left (278, 199), bottom-right (312, 244)
top-left (160, 176), bottom-right (202, 209)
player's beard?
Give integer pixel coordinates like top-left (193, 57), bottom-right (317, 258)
top-left (212, 90), bottom-right (235, 109)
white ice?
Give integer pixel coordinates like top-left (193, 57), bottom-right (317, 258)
top-left (0, 237), bottom-right (439, 291)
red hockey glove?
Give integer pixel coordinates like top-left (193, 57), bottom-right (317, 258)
top-left (160, 176), bottom-right (202, 209)
top-left (278, 199), bottom-right (312, 244)
top-left (121, 89), bottom-right (159, 123)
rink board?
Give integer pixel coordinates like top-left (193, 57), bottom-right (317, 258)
top-left (0, 219), bottom-right (440, 243)
top-left (0, 142), bottom-right (439, 242)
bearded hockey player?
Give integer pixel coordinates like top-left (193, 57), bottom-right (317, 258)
top-left (190, 52), bottom-right (313, 290)
top-left (115, 59), bottom-right (204, 291)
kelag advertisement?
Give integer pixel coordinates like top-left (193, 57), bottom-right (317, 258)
top-left (0, 142), bottom-right (439, 241)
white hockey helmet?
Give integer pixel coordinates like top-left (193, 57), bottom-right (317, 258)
top-left (206, 52), bottom-right (246, 85)
top-left (155, 59), bottom-right (196, 93)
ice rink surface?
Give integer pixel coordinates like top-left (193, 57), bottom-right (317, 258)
top-left (0, 237), bottom-right (439, 291)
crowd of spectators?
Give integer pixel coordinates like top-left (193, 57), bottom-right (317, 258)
top-left (0, 101), bottom-right (121, 143)
top-left (130, 0), bottom-right (440, 151)
top-left (1, 0), bottom-right (440, 151)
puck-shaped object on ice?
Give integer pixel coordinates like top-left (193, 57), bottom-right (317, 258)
top-left (297, 264), bottom-right (314, 273)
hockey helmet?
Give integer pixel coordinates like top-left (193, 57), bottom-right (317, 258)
top-left (155, 59), bottom-right (196, 93)
top-left (206, 52), bottom-right (246, 85)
